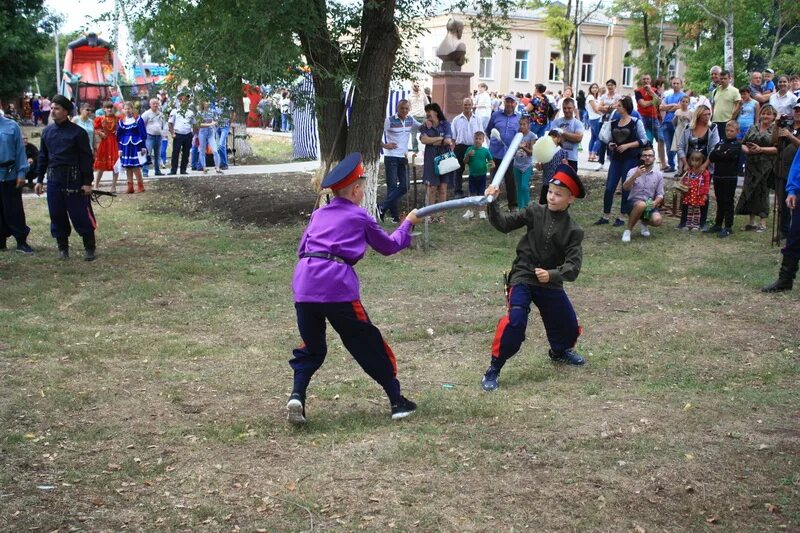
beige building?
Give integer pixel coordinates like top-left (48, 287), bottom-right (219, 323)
top-left (415, 9), bottom-right (685, 97)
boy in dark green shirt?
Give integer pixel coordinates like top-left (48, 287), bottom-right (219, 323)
top-left (481, 164), bottom-right (587, 392)
top-left (461, 131), bottom-right (494, 219)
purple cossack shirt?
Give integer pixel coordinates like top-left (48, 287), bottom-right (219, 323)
top-left (292, 196), bottom-right (414, 302)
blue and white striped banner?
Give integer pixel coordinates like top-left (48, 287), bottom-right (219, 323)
top-left (292, 73), bottom-right (318, 160)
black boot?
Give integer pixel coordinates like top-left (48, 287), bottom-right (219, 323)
top-left (82, 234), bottom-right (97, 262)
top-left (57, 237), bottom-right (69, 260)
top-left (761, 255), bottom-right (799, 293)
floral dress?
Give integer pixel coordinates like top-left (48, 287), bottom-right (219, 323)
top-left (93, 115), bottom-right (118, 171)
top-left (117, 116), bottom-right (147, 168)
top-left (735, 125), bottom-right (775, 218)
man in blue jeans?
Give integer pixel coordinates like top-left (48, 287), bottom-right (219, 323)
top-left (659, 77), bottom-right (685, 172)
top-left (378, 99), bottom-right (420, 223)
top-left (140, 98), bottom-right (165, 177)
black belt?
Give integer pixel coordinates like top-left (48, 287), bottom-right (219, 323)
top-left (0, 160), bottom-right (14, 169)
top-left (300, 251), bottom-right (350, 265)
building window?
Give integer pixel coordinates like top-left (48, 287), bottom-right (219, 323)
top-left (479, 48), bottom-right (494, 79)
top-left (515, 50), bottom-right (529, 81)
top-left (667, 57), bottom-right (678, 80)
top-left (622, 52), bottom-right (633, 87)
top-left (549, 52), bottom-right (561, 82)
top-left (580, 54), bottom-right (594, 83)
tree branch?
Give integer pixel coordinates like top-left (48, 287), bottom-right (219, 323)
top-left (695, 2), bottom-right (726, 25)
top-left (577, 0), bottom-right (603, 26)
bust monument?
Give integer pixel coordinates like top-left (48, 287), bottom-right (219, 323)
top-left (436, 18), bottom-right (467, 72)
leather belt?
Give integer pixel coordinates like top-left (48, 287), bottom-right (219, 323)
top-left (300, 251), bottom-right (351, 265)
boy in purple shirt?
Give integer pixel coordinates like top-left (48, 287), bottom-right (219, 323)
top-left (288, 153), bottom-right (421, 424)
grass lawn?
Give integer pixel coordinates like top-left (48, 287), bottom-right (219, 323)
top-left (0, 178), bottom-right (798, 531)
top-left (245, 134), bottom-right (295, 165)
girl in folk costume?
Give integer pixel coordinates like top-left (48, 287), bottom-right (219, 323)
top-left (680, 151), bottom-right (712, 230)
top-left (93, 101), bottom-right (119, 190)
top-left (117, 101), bottom-right (148, 193)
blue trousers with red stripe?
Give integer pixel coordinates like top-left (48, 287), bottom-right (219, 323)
top-left (290, 301), bottom-right (401, 403)
top-left (46, 178), bottom-right (96, 240)
top-left (492, 283), bottom-right (580, 366)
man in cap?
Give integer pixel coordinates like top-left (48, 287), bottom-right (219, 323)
top-left (480, 164), bottom-right (587, 392)
top-left (0, 109), bottom-right (33, 253)
top-left (168, 90), bottom-right (195, 175)
top-left (35, 95), bottom-right (97, 260)
top-left (287, 153), bottom-right (421, 424)
top-left (485, 94), bottom-right (521, 210)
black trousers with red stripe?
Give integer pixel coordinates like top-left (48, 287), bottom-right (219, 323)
top-left (290, 301), bottom-right (401, 403)
top-left (491, 283), bottom-right (580, 367)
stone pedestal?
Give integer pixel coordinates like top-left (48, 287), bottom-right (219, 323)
top-left (430, 71), bottom-right (474, 121)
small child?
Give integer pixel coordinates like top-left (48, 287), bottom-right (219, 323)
top-left (462, 131), bottom-right (494, 220)
top-left (536, 129), bottom-right (570, 204)
top-left (288, 153), bottom-right (421, 423)
top-left (679, 151), bottom-right (712, 230)
top-left (512, 115), bottom-right (538, 208)
top-left (672, 96), bottom-right (692, 174)
top-left (481, 164), bottom-right (587, 392)
top-left (707, 121), bottom-right (742, 237)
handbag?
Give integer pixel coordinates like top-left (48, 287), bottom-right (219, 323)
top-left (599, 120), bottom-right (612, 144)
top-left (434, 151), bottom-right (460, 176)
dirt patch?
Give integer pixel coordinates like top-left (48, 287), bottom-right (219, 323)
top-left (150, 173), bottom-right (320, 226)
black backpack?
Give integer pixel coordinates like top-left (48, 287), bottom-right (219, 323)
top-left (545, 97), bottom-right (557, 121)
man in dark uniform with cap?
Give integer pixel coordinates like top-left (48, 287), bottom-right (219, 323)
top-left (287, 153), bottom-right (421, 424)
top-left (34, 95), bottom-right (97, 261)
top-left (481, 164), bottom-right (587, 392)
top-left (0, 111), bottom-right (33, 253)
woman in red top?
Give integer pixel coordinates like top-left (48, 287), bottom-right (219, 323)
top-left (93, 101), bottom-right (119, 191)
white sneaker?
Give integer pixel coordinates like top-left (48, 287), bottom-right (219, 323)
top-left (479, 210), bottom-right (487, 219)
top-left (621, 229), bottom-right (631, 243)
top-left (462, 209), bottom-right (474, 219)
top-left (640, 223), bottom-right (651, 237)
top-left (595, 164), bottom-right (604, 171)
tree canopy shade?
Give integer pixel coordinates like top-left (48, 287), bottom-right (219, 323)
top-left (0, 0), bottom-right (51, 99)
top-left (127, 0), bottom-right (515, 213)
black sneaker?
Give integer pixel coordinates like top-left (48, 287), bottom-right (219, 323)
top-left (58, 249), bottom-right (69, 260)
top-left (718, 228), bottom-right (732, 238)
top-left (16, 243), bottom-right (34, 254)
top-left (376, 204), bottom-right (386, 222)
top-left (390, 396), bottom-right (417, 420)
top-left (593, 217), bottom-right (610, 225)
top-left (702, 225), bottom-right (722, 234)
top-left (612, 218), bottom-right (625, 227)
top-left (84, 249), bottom-right (97, 262)
top-left (481, 365), bottom-right (500, 392)
top-left (286, 393), bottom-right (306, 424)
top-left (549, 348), bottom-right (586, 366)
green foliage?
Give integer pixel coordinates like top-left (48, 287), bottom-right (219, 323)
top-left (771, 46), bottom-right (800, 75)
top-left (36, 31), bottom-right (82, 98)
top-left (0, 0), bottom-right (52, 99)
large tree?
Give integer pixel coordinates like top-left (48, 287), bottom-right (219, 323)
top-left (611, 0), bottom-right (681, 81)
top-left (126, 0), bottom-right (514, 214)
top-left (0, 0), bottom-right (52, 100)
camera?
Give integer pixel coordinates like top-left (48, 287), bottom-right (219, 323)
top-left (778, 115), bottom-right (793, 129)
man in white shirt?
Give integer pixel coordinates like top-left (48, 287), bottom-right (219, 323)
top-left (378, 99), bottom-right (420, 223)
top-left (474, 83), bottom-right (492, 130)
top-left (140, 98), bottom-right (165, 177)
top-left (168, 92), bottom-right (196, 175)
top-left (451, 98), bottom-right (482, 198)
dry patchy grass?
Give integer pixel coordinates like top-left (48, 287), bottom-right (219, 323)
top-left (0, 177), bottom-right (798, 531)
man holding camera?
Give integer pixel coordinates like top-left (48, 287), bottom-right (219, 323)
top-left (620, 146), bottom-right (664, 243)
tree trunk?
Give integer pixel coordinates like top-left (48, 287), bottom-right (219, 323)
top-left (723, 15), bottom-right (734, 77)
top-left (346, 0), bottom-right (400, 214)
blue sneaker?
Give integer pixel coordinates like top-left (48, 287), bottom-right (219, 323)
top-left (549, 348), bottom-right (585, 366)
top-left (286, 393), bottom-right (306, 424)
top-left (481, 365), bottom-right (500, 392)
top-left (612, 218), bottom-right (625, 227)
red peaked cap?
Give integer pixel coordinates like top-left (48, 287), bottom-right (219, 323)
top-left (549, 163), bottom-right (586, 199)
top-left (322, 153), bottom-right (365, 191)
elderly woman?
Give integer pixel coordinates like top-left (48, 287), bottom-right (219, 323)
top-left (594, 96), bottom-right (648, 226)
top-left (735, 104), bottom-right (779, 232)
